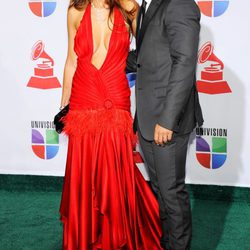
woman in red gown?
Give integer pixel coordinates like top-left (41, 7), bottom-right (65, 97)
top-left (60, 0), bottom-right (163, 249)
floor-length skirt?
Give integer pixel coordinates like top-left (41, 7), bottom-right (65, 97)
top-left (60, 109), bottom-right (163, 250)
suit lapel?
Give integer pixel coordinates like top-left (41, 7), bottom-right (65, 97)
top-left (137, 0), bottom-right (168, 53)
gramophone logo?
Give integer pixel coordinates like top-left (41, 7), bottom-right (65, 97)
top-left (197, 0), bottom-right (229, 17)
top-left (31, 120), bottom-right (59, 160)
top-left (196, 127), bottom-right (228, 169)
top-left (133, 151), bottom-right (144, 164)
top-left (27, 40), bottom-right (61, 89)
top-left (134, 134), bottom-right (144, 164)
top-left (196, 41), bottom-right (231, 94)
top-left (28, 0), bottom-right (57, 17)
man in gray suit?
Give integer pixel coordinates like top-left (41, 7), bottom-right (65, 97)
top-left (133, 0), bottom-right (204, 249)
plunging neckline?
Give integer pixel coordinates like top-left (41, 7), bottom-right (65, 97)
top-left (89, 3), bottom-right (116, 71)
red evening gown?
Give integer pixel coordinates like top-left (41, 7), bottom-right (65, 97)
top-left (60, 4), bottom-right (163, 250)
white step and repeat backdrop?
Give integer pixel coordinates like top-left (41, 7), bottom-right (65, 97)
top-left (0, 1), bottom-right (249, 187)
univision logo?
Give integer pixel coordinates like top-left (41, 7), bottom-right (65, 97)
top-left (127, 73), bottom-right (136, 88)
top-left (196, 127), bottom-right (227, 169)
top-left (28, 0), bottom-right (57, 17)
top-left (197, 0), bottom-right (229, 17)
top-left (31, 121), bottom-right (59, 160)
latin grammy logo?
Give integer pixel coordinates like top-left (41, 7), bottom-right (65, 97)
top-left (196, 41), bottom-right (231, 94)
top-left (27, 40), bottom-right (61, 89)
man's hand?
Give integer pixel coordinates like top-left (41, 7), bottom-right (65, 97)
top-left (154, 124), bottom-right (173, 146)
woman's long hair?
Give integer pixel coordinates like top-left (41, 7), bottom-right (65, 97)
top-left (69, 0), bottom-right (136, 31)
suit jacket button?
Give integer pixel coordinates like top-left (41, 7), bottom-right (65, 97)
top-left (137, 63), bottom-right (141, 68)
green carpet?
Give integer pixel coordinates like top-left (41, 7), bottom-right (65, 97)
top-left (0, 175), bottom-right (250, 250)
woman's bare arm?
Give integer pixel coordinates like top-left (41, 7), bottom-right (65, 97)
top-left (131, 4), bottom-right (138, 37)
top-left (60, 7), bottom-right (79, 108)
top-left (121, 0), bottom-right (139, 36)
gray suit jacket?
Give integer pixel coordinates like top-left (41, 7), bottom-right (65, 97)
top-left (134, 0), bottom-right (204, 141)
